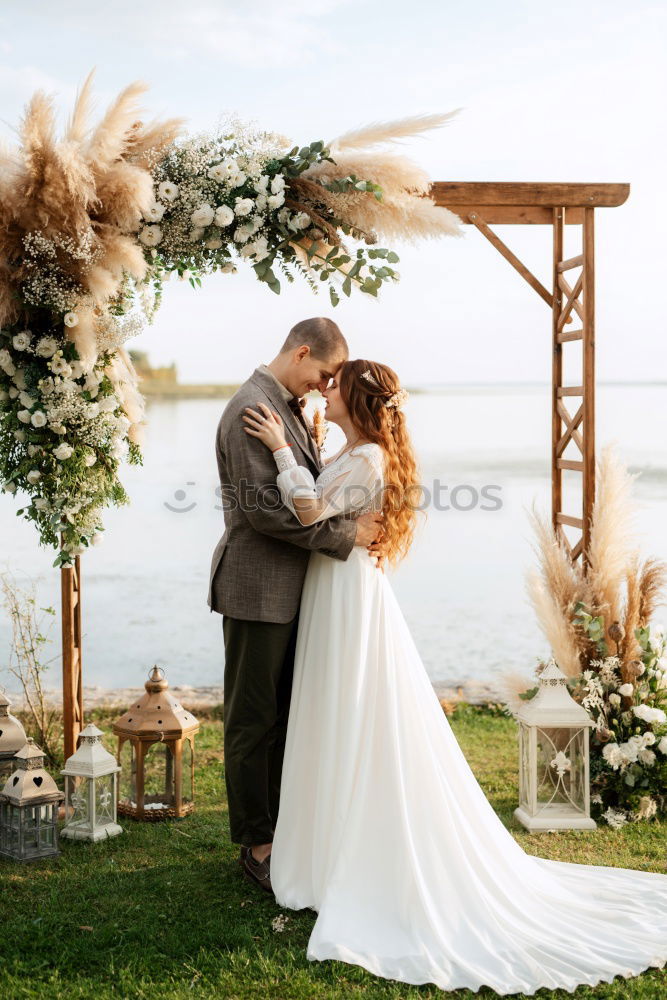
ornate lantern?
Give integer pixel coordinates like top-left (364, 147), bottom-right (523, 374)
top-left (60, 724), bottom-right (122, 842)
top-left (0, 689), bottom-right (27, 781)
top-left (0, 738), bottom-right (64, 861)
top-left (514, 660), bottom-right (596, 831)
top-left (113, 667), bottom-right (199, 821)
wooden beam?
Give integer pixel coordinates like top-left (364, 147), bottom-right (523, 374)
top-left (467, 212), bottom-right (553, 308)
top-left (552, 208), bottom-right (564, 541)
top-left (430, 182), bottom-right (630, 208)
top-left (582, 207), bottom-right (596, 571)
top-left (441, 205), bottom-right (584, 225)
top-left (557, 254), bottom-right (583, 272)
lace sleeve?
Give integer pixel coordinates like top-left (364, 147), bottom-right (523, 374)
top-left (272, 444), bottom-right (384, 526)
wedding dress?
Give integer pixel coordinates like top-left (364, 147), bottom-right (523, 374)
top-left (269, 441), bottom-right (667, 995)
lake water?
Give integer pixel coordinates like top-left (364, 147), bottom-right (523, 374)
top-left (1, 383), bottom-right (666, 701)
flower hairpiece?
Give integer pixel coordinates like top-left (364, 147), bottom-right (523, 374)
top-left (359, 369), bottom-right (408, 410)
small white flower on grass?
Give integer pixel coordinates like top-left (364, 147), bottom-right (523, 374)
top-left (26, 469), bottom-right (41, 485)
top-left (139, 226), bottom-right (163, 247)
top-left (158, 181), bottom-right (179, 202)
top-left (35, 337), bottom-right (58, 358)
top-left (271, 914), bottom-right (289, 933)
top-left (214, 205), bottom-right (235, 227)
top-left (602, 806), bottom-right (628, 829)
top-left (64, 311), bottom-right (79, 328)
top-left (12, 331), bottom-right (32, 350)
top-left (30, 410), bottom-right (47, 427)
top-left (634, 796), bottom-right (657, 821)
top-left (618, 683), bottom-right (634, 697)
top-left (191, 204), bottom-right (215, 227)
top-left (54, 443), bottom-right (74, 460)
top-left (591, 792), bottom-right (603, 805)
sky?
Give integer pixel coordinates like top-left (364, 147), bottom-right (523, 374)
top-left (0, 0), bottom-right (665, 386)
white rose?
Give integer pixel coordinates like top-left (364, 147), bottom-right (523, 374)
top-left (157, 181), bottom-right (179, 202)
top-left (17, 409), bottom-right (31, 423)
top-left (12, 331), bottom-right (32, 350)
top-left (12, 368), bottom-right (25, 388)
top-left (290, 211), bottom-right (311, 230)
top-left (188, 228), bottom-right (205, 242)
top-left (14, 430), bottom-right (25, 442)
top-left (49, 356), bottom-right (72, 377)
top-left (4, 481), bottom-right (17, 494)
top-left (253, 174), bottom-right (269, 194)
top-left (34, 497), bottom-right (49, 510)
top-left (638, 748), bottom-right (656, 766)
top-left (144, 202), bottom-right (165, 223)
top-left (85, 402), bottom-right (100, 419)
top-left (139, 226), bottom-right (163, 247)
top-left (267, 192), bottom-right (285, 210)
top-left (84, 453), bottom-right (97, 467)
top-left (633, 704), bottom-right (667, 725)
top-left (643, 730), bottom-right (656, 746)
top-left (234, 197), bottom-right (254, 217)
top-left (219, 157), bottom-right (239, 176)
top-left (69, 361), bottom-right (85, 379)
top-left (205, 237), bottom-right (223, 250)
top-left (270, 174), bottom-right (285, 194)
top-left (608, 693), bottom-right (621, 707)
top-left (214, 205), bottom-right (235, 227)
top-left (658, 736), bottom-right (667, 754)
top-left (233, 225), bottom-right (253, 243)
top-left (8, 387), bottom-right (19, 399)
top-left (27, 445), bottom-right (39, 457)
top-left (19, 391), bottom-right (35, 408)
top-left (229, 170), bottom-right (247, 188)
top-left (30, 410), bottom-right (47, 427)
top-left (191, 204), bottom-right (215, 228)
top-left (618, 683), bottom-right (634, 697)
top-left (54, 443), bottom-right (74, 460)
top-left (64, 312), bottom-right (79, 328)
top-left (26, 469), bottom-right (41, 485)
top-left (35, 337), bottom-right (58, 358)
top-left (0, 389), bottom-right (8, 402)
top-left (254, 193), bottom-right (268, 211)
top-left (207, 164), bottom-right (228, 182)
top-left (0, 348), bottom-right (15, 375)
top-left (98, 395), bottom-right (118, 413)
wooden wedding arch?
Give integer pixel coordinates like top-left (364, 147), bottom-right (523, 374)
top-left (59, 180), bottom-right (630, 758)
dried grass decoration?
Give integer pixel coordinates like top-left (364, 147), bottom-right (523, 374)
top-left (0, 72), bottom-right (462, 566)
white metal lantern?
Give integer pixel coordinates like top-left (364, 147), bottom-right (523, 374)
top-left (514, 660), bottom-right (597, 831)
top-left (61, 724), bottom-right (122, 842)
top-left (0, 738), bottom-right (64, 862)
top-left (0, 689), bottom-right (27, 781)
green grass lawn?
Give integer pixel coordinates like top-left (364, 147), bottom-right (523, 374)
top-left (1, 703), bottom-right (665, 1000)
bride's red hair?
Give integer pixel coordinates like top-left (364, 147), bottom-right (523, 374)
top-left (337, 359), bottom-right (421, 566)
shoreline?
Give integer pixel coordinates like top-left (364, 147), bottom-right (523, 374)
top-left (2, 677), bottom-right (508, 713)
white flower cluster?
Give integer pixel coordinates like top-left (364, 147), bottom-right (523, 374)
top-left (0, 326), bottom-right (134, 562)
top-left (141, 129), bottom-right (314, 281)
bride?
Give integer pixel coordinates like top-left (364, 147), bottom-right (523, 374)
top-left (241, 358), bottom-right (667, 996)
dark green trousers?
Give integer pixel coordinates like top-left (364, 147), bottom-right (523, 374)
top-left (222, 613), bottom-right (299, 846)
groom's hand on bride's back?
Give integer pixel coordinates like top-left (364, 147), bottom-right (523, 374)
top-left (355, 512), bottom-right (384, 567)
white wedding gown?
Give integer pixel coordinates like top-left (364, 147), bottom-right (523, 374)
top-left (269, 442), bottom-right (667, 995)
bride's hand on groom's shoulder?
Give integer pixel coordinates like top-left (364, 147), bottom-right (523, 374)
top-left (243, 402), bottom-right (287, 452)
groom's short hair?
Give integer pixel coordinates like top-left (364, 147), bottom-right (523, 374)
top-left (280, 317), bottom-right (348, 362)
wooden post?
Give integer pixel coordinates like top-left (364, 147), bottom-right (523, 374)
top-left (552, 207), bottom-right (564, 542)
top-left (61, 552), bottom-right (83, 760)
top-left (582, 207), bottom-right (596, 571)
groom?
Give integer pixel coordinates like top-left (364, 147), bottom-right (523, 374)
top-left (208, 317), bottom-right (383, 893)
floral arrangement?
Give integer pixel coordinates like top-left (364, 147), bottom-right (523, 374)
top-left (0, 73), bottom-right (461, 566)
top-left (515, 444), bottom-right (667, 825)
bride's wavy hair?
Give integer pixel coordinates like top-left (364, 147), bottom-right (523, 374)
top-left (337, 359), bottom-right (422, 566)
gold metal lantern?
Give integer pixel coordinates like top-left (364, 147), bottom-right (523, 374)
top-left (113, 667), bottom-right (199, 821)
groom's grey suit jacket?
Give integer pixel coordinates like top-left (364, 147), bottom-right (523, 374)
top-left (207, 366), bottom-right (357, 623)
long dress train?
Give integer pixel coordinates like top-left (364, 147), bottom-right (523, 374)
top-left (269, 441), bottom-right (667, 996)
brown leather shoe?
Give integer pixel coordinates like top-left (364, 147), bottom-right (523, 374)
top-left (242, 849), bottom-right (273, 894)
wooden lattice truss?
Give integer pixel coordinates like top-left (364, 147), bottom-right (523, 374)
top-left (59, 181), bottom-right (629, 759)
top-left (432, 182), bottom-right (629, 565)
